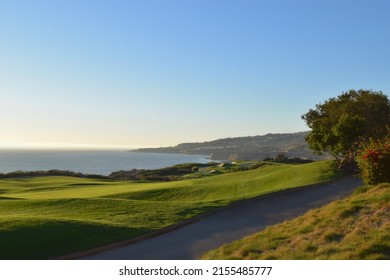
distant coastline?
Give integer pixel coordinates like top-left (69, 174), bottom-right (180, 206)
top-left (0, 150), bottom-right (210, 176)
top-left (132, 131), bottom-right (329, 161)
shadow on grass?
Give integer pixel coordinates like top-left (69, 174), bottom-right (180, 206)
top-left (176, 205), bottom-right (220, 216)
top-left (0, 219), bottom-right (149, 260)
top-left (0, 196), bottom-right (25, 200)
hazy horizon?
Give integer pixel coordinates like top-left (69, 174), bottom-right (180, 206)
top-left (1, 0), bottom-right (389, 148)
top-left (0, 130), bottom-right (308, 150)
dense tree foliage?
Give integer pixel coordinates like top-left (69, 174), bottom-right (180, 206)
top-left (301, 89), bottom-right (390, 167)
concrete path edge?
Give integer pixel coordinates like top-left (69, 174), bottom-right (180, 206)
top-left (54, 175), bottom-right (361, 260)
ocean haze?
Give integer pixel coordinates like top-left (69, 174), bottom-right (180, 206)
top-left (0, 150), bottom-right (210, 176)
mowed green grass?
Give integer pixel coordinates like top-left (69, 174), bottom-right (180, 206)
top-left (203, 183), bottom-right (390, 260)
top-left (0, 160), bottom-right (338, 259)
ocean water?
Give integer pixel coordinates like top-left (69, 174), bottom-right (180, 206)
top-left (0, 150), bottom-right (211, 176)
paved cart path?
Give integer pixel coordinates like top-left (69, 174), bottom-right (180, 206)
top-left (80, 176), bottom-right (362, 260)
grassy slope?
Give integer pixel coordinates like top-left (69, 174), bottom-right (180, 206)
top-left (203, 183), bottom-right (390, 260)
top-left (0, 160), bottom-right (338, 259)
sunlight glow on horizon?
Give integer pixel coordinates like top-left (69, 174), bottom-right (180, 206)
top-left (0, 141), bottom-right (152, 150)
top-left (1, 0), bottom-right (389, 147)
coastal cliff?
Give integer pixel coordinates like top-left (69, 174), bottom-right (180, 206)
top-left (132, 132), bottom-right (328, 161)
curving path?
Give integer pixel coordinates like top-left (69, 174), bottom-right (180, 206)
top-left (80, 176), bottom-right (363, 260)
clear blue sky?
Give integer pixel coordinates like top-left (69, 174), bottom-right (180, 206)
top-left (1, 0), bottom-right (389, 148)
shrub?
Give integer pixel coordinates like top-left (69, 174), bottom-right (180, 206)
top-left (356, 136), bottom-right (390, 185)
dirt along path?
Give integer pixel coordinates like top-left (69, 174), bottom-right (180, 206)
top-left (80, 176), bottom-right (363, 260)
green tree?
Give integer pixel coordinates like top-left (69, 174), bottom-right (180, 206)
top-left (301, 89), bottom-right (390, 168)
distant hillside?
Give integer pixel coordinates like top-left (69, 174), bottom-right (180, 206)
top-left (133, 132), bottom-right (329, 161)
